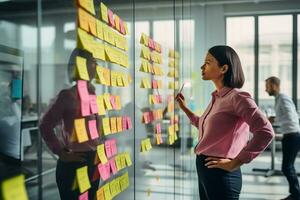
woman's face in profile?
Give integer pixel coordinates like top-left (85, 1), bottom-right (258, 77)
top-left (201, 53), bottom-right (223, 81)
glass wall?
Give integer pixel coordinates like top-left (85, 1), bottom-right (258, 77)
top-left (226, 17), bottom-right (255, 97)
top-left (258, 15), bottom-right (293, 109)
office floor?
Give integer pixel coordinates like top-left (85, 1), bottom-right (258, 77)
top-left (25, 148), bottom-right (299, 200)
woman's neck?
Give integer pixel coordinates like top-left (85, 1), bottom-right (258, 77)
top-left (213, 80), bottom-right (225, 92)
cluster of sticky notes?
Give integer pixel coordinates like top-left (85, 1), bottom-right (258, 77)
top-left (102, 116), bottom-right (132, 135)
top-left (1, 174), bottom-right (29, 200)
top-left (73, 118), bottom-right (100, 143)
top-left (139, 59), bottom-right (164, 76)
top-left (169, 49), bottom-right (180, 59)
top-left (95, 93), bottom-right (121, 116)
top-left (96, 172), bottom-right (129, 200)
top-left (140, 46), bottom-right (163, 64)
top-left (168, 81), bottom-right (179, 89)
top-left (142, 109), bottom-right (163, 124)
top-left (100, 3), bottom-right (128, 35)
top-left (140, 33), bottom-right (161, 53)
top-left (95, 66), bottom-right (131, 87)
top-left (140, 78), bottom-right (151, 89)
top-left (140, 138), bottom-right (152, 152)
top-left (72, 166), bottom-right (91, 194)
top-left (168, 58), bottom-right (180, 68)
top-left (77, 28), bottom-right (129, 67)
top-left (149, 94), bottom-right (163, 105)
top-left (168, 124), bottom-right (179, 144)
top-left (167, 68), bottom-right (179, 78)
top-left (151, 51), bottom-right (163, 64)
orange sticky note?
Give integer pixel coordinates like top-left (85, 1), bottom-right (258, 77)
top-left (116, 117), bottom-right (122, 132)
top-left (74, 118), bottom-right (89, 143)
top-left (97, 144), bottom-right (108, 164)
top-left (88, 119), bottom-right (99, 140)
top-left (96, 20), bottom-right (104, 40)
top-left (115, 95), bottom-right (121, 110)
top-left (103, 93), bottom-right (112, 110)
top-left (78, 8), bottom-right (96, 36)
top-left (76, 56), bottom-right (90, 80)
top-left (114, 14), bottom-right (120, 31)
top-left (96, 187), bottom-right (105, 200)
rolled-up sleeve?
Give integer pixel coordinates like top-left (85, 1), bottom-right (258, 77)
top-left (233, 92), bottom-right (274, 163)
top-left (187, 113), bottom-right (200, 129)
top-left (39, 91), bottom-right (66, 155)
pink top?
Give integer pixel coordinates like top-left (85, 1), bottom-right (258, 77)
top-left (189, 87), bottom-right (274, 163)
top-left (39, 86), bottom-right (99, 155)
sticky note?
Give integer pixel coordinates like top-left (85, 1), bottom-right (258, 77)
top-left (74, 118), bottom-right (89, 143)
top-left (96, 144), bottom-right (108, 164)
top-left (116, 117), bottom-right (122, 132)
top-left (74, 166), bottom-right (91, 193)
top-left (98, 163), bottom-right (110, 181)
top-left (78, 0), bottom-right (95, 15)
top-left (104, 140), bottom-right (112, 158)
top-left (126, 117), bottom-right (132, 129)
top-left (110, 139), bottom-right (117, 156)
top-left (140, 140), bottom-right (146, 152)
top-left (110, 71), bottom-right (117, 87)
top-left (122, 117), bottom-right (127, 130)
top-left (115, 96), bottom-right (121, 110)
top-left (103, 183), bottom-right (112, 200)
top-left (96, 187), bottom-right (105, 200)
top-left (78, 8), bottom-right (97, 36)
top-left (77, 28), bottom-right (94, 54)
top-left (96, 66), bottom-right (106, 85)
top-left (119, 18), bottom-right (125, 35)
top-left (110, 117), bottom-right (117, 133)
top-left (124, 152), bottom-right (132, 166)
top-left (114, 155), bottom-right (122, 170)
top-left (110, 179), bottom-right (121, 198)
top-left (107, 9), bottom-right (115, 27)
top-left (77, 80), bottom-right (89, 100)
top-left (117, 74), bottom-right (123, 87)
top-left (156, 134), bottom-right (163, 145)
top-left (76, 56), bottom-right (90, 80)
top-left (1, 174), bottom-right (28, 200)
top-left (89, 95), bottom-right (98, 114)
top-left (156, 123), bottom-right (161, 134)
top-left (11, 79), bottom-right (22, 99)
top-left (96, 95), bottom-right (106, 115)
top-left (103, 93), bottom-right (112, 110)
top-left (102, 117), bottom-right (111, 135)
top-left (79, 191), bottom-right (88, 200)
top-left (109, 95), bottom-right (117, 110)
top-left (102, 67), bottom-right (111, 86)
top-left (100, 3), bottom-right (108, 23)
top-left (93, 42), bottom-right (105, 61)
top-left (119, 172), bottom-right (129, 191)
top-left (88, 120), bottom-right (99, 140)
top-left (109, 158), bottom-right (118, 175)
top-left (96, 20), bottom-right (104, 40)
top-left (114, 14), bottom-right (120, 31)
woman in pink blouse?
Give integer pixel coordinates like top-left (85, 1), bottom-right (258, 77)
top-left (175, 45), bottom-right (274, 200)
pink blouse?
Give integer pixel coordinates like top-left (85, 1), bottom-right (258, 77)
top-left (189, 87), bottom-right (274, 163)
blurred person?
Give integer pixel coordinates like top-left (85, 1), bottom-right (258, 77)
top-left (265, 76), bottom-right (300, 200)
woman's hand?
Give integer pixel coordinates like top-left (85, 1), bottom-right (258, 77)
top-left (175, 93), bottom-right (186, 109)
top-left (205, 157), bottom-right (243, 172)
top-left (58, 149), bottom-right (86, 163)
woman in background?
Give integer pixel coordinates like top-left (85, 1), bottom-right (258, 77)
top-left (175, 45), bottom-right (274, 200)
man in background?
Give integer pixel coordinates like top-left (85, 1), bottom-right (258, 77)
top-left (265, 76), bottom-right (300, 200)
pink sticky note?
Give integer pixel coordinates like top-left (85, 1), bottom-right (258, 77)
top-left (122, 117), bottom-right (127, 130)
top-left (89, 95), bottom-right (98, 114)
top-left (110, 139), bottom-right (117, 156)
top-left (105, 140), bottom-right (112, 158)
top-left (77, 80), bottom-right (89, 101)
top-left (109, 158), bottom-right (118, 175)
top-left (81, 100), bottom-right (90, 117)
top-left (119, 19), bottom-right (125, 34)
top-left (108, 9), bottom-right (115, 28)
top-left (126, 117), bottom-right (132, 129)
top-left (98, 163), bottom-right (110, 181)
top-left (109, 95), bottom-right (117, 109)
top-left (156, 123), bottom-right (161, 134)
top-left (88, 120), bottom-right (99, 139)
top-left (79, 191), bottom-right (88, 200)
top-left (167, 95), bottom-right (173, 103)
top-left (158, 95), bottom-right (163, 103)
top-left (152, 80), bottom-right (158, 89)
top-left (149, 112), bottom-right (154, 122)
top-left (158, 133), bottom-right (163, 143)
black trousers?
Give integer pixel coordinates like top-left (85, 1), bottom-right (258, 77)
top-left (282, 133), bottom-right (300, 200)
top-left (196, 154), bottom-right (242, 200)
top-left (56, 151), bottom-right (99, 200)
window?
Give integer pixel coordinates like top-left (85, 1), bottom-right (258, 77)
top-left (226, 17), bottom-right (255, 97)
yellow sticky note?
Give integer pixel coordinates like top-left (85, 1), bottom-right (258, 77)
top-left (1, 175), bottom-right (28, 200)
top-left (100, 3), bottom-right (108, 23)
top-left (119, 172), bottom-right (129, 191)
top-left (97, 144), bottom-right (108, 164)
top-left (122, 74), bottom-right (129, 86)
top-left (96, 95), bottom-right (106, 115)
top-left (93, 42), bottom-right (105, 61)
top-left (76, 56), bottom-right (90, 80)
top-left (117, 117), bottom-right (122, 132)
top-left (103, 183), bottom-right (112, 200)
top-left (145, 139), bottom-right (152, 151)
top-left (74, 118), bottom-right (89, 143)
top-left (115, 96), bottom-right (121, 110)
top-left (103, 67), bottom-right (111, 86)
top-left (115, 155), bottom-right (122, 170)
top-left (96, 20), bottom-right (104, 40)
top-left (75, 166), bottom-right (91, 193)
top-left (140, 33), bottom-right (149, 46)
top-left (140, 140), bottom-right (146, 152)
top-left (78, 0), bottom-right (95, 15)
top-left (103, 93), bottom-right (112, 110)
top-left (102, 117), bottom-right (111, 135)
top-left (77, 28), bottom-right (94, 54)
top-left (124, 152), bottom-right (132, 166)
top-left (110, 117), bottom-right (117, 133)
top-left (114, 14), bottom-right (120, 31)
top-left (96, 66), bottom-right (105, 85)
